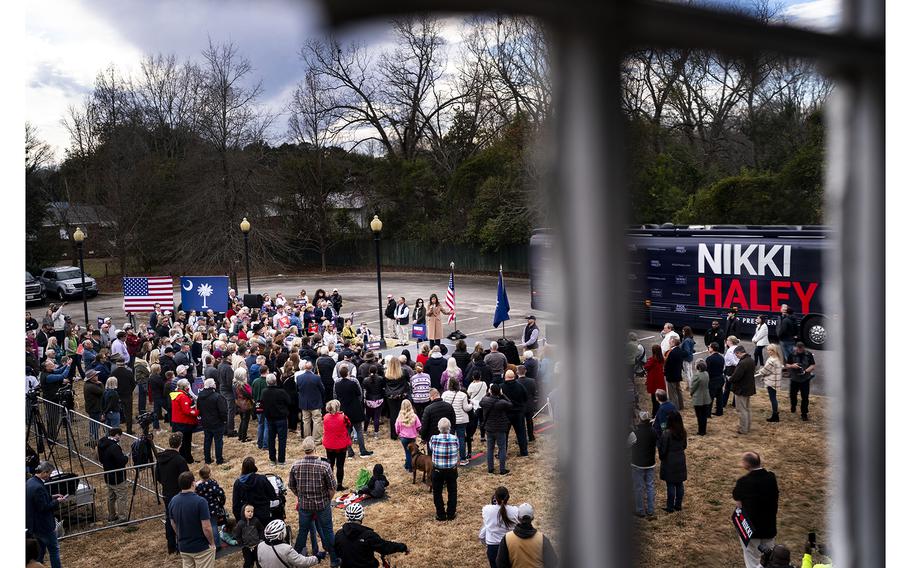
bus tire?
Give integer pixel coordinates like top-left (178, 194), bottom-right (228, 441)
top-left (801, 315), bottom-right (828, 350)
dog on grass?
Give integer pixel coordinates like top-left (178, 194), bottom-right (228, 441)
top-left (408, 442), bottom-right (434, 490)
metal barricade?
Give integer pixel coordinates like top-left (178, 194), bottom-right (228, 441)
top-left (48, 463), bottom-right (165, 539)
top-left (27, 397), bottom-right (168, 539)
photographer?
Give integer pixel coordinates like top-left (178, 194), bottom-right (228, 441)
top-left (760, 544), bottom-right (794, 568)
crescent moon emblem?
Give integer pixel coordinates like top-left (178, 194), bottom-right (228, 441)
top-left (183, 279), bottom-right (194, 291)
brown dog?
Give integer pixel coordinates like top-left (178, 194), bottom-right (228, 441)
top-left (409, 442), bottom-right (434, 490)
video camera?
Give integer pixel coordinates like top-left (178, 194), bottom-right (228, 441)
top-left (57, 383), bottom-right (75, 410)
top-left (26, 387), bottom-right (41, 406)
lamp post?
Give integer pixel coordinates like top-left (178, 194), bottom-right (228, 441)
top-left (73, 227), bottom-right (89, 327)
top-left (370, 215), bottom-right (386, 348)
top-left (240, 217), bottom-right (251, 295)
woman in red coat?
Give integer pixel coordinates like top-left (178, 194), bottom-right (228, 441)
top-left (170, 378), bottom-right (198, 463)
top-left (323, 399), bottom-right (353, 490)
top-left (643, 344), bottom-right (666, 417)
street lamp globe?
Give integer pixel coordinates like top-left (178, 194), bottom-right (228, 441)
top-left (73, 227), bottom-right (86, 243)
top-left (370, 215), bottom-right (383, 233)
top-left (240, 217), bottom-right (251, 234)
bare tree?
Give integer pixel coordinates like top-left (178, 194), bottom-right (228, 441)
top-left (26, 122), bottom-right (54, 175)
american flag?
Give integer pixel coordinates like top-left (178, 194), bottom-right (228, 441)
top-left (445, 270), bottom-right (456, 323)
top-left (123, 276), bottom-right (174, 312)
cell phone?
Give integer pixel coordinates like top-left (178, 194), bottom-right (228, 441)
top-left (808, 532), bottom-right (817, 545)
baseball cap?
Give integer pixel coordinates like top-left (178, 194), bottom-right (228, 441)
top-left (733, 345), bottom-right (747, 354)
top-left (517, 503), bottom-right (534, 521)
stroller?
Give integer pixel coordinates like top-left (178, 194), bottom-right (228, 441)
top-left (265, 472), bottom-right (288, 520)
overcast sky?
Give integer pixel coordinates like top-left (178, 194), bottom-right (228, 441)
top-left (26, 0), bottom-right (840, 162)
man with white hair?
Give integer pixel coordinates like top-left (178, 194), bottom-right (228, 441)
top-left (428, 417), bottom-right (460, 521)
top-left (522, 350), bottom-right (539, 379)
top-left (660, 322), bottom-right (680, 357)
top-left (484, 341), bottom-right (508, 382)
top-left (196, 378), bottom-right (228, 465)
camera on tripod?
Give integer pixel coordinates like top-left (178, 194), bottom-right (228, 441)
top-left (26, 387), bottom-right (41, 406)
top-left (136, 411), bottom-right (155, 431)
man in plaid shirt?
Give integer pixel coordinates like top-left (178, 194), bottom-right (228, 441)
top-left (288, 437), bottom-right (339, 566)
top-left (429, 417), bottom-right (460, 521)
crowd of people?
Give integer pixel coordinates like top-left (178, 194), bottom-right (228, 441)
top-left (629, 304), bottom-right (830, 568)
top-left (24, 287), bottom-right (560, 568)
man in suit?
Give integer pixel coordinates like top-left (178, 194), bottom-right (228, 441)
top-left (663, 337), bottom-right (686, 411)
top-left (296, 361), bottom-right (325, 444)
top-left (729, 346), bottom-right (757, 434)
top-left (733, 452), bottom-right (779, 568)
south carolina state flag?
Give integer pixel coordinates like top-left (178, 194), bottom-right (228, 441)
top-left (180, 276), bottom-right (229, 312)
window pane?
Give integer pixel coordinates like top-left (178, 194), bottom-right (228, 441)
top-left (653, 0), bottom-right (843, 33)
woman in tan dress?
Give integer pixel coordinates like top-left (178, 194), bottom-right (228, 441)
top-left (426, 293), bottom-right (450, 347)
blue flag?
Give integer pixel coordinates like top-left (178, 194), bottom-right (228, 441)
top-left (493, 268), bottom-right (511, 328)
top-left (180, 276), bottom-right (229, 313)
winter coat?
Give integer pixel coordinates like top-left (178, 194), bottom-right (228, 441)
top-left (704, 327), bottom-right (724, 349)
top-left (196, 388), bottom-right (228, 431)
top-left (419, 399), bottom-right (456, 441)
top-left (155, 449), bottom-right (189, 499)
top-left (644, 357), bottom-right (665, 395)
top-left (363, 374), bottom-right (386, 402)
top-left (261, 385), bottom-right (291, 421)
top-left (334, 522), bottom-right (408, 568)
top-left (629, 423), bottom-right (656, 468)
top-left (441, 389), bottom-right (473, 425)
top-left (257, 541), bottom-right (319, 568)
top-left (451, 349), bottom-right (471, 372)
top-left (232, 473), bottom-right (277, 526)
top-left (426, 304), bottom-right (449, 341)
top-left (295, 370), bottom-right (325, 411)
top-left (233, 517), bottom-right (264, 548)
top-left (733, 468), bottom-right (779, 539)
top-left (98, 436), bottom-right (128, 485)
top-left (495, 521), bottom-right (559, 568)
top-left (755, 357), bottom-right (783, 390)
top-left (83, 379), bottom-right (104, 414)
top-left (424, 355), bottom-right (448, 392)
top-left (383, 376), bottom-right (410, 401)
top-left (664, 348), bottom-right (685, 383)
top-left (752, 323), bottom-right (770, 347)
top-left (169, 390), bottom-right (198, 426)
top-left (658, 430), bottom-right (688, 483)
top-left (690, 371), bottom-right (711, 406)
top-left (335, 378), bottom-right (365, 423)
top-left (112, 365), bottom-right (135, 404)
top-left (323, 412), bottom-right (353, 451)
top-left (134, 359), bottom-right (150, 385)
top-left (729, 355), bottom-right (757, 397)
top-left (501, 380), bottom-right (529, 416)
top-left (479, 395), bottom-right (513, 434)
top-left (464, 359), bottom-right (493, 385)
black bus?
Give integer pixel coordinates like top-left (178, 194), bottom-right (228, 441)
top-left (529, 225), bottom-right (830, 349)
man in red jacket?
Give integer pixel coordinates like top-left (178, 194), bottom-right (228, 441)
top-left (170, 379), bottom-right (198, 464)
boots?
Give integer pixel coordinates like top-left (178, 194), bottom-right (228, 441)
top-left (766, 413), bottom-right (779, 422)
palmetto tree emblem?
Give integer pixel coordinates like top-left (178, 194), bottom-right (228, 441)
top-left (197, 283), bottom-right (214, 309)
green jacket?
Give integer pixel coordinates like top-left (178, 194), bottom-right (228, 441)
top-left (690, 370), bottom-right (711, 406)
top-left (252, 377), bottom-right (268, 402)
top-left (802, 553), bottom-right (832, 568)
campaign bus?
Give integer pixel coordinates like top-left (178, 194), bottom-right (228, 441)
top-left (529, 225), bottom-right (830, 349)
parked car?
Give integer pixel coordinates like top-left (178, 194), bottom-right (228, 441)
top-left (38, 266), bottom-right (98, 300)
top-left (25, 271), bottom-right (44, 304)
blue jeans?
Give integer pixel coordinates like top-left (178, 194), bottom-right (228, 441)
top-left (454, 423), bottom-right (467, 460)
top-left (486, 431), bottom-right (508, 473)
top-left (294, 505), bottom-right (336, 563)
top-left (631, 466), bottom-right (655, 515)
top-left (137, 383), bottom-right (147, 413)
top-left (105, 411), bottom-right (121, 428)
top-left (666, 481), bottom-right (684, 511)
top-left (780, 340), bottom-right (795, 363)
top-left (267, 418), bottom-right (288, 463)
top-left (347, 423), bottom-right (368, 456)
top-left (34, 531), bottom-right (61, 568)
top-left (203, 426), bottom-right (224, 463)
top-left (210, 517), bottom-right (221, 548)
top-left (89, 411), bottom-right (103, 441)
top-left (767, 386), bottom-right (779, 415)
top-left (400, 437), bottom-right (415, 471)
top-left (257, 414), bottom-right (269, 449)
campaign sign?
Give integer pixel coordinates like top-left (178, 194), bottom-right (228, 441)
top-left (731, 507), bottom-right (753, 546)
top-left (180, 276), bottom-right (229, 313)
top-left (366, 340), bottom-right (382, 352)
top-left (411, 324), bottom-right (427, 339)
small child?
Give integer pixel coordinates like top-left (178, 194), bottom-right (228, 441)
top-left (357, 464), bottom-right (389, 499)
top-left (194, 465), bottom-right (226, 548)
top-left (233, 504), bottom-right (264, 568)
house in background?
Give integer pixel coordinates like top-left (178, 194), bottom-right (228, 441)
top-left (41, 201), bottom-right (115, 257)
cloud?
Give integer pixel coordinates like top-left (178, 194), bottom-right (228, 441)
top-left (782, 0), bottom-right (841, 31)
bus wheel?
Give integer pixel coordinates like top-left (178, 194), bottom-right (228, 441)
top-left (801, 315), bottom-right (827, 350)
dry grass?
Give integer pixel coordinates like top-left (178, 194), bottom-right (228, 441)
top-left (59, 396), bottom-right (560, 568)
top-left (57, 378), bottom-right (827, 568)
top-left (633, 378), bottom-right (831, 568)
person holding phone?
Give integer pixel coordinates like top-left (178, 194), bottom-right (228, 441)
top-left (26, 461), bottom-right (67, 568)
